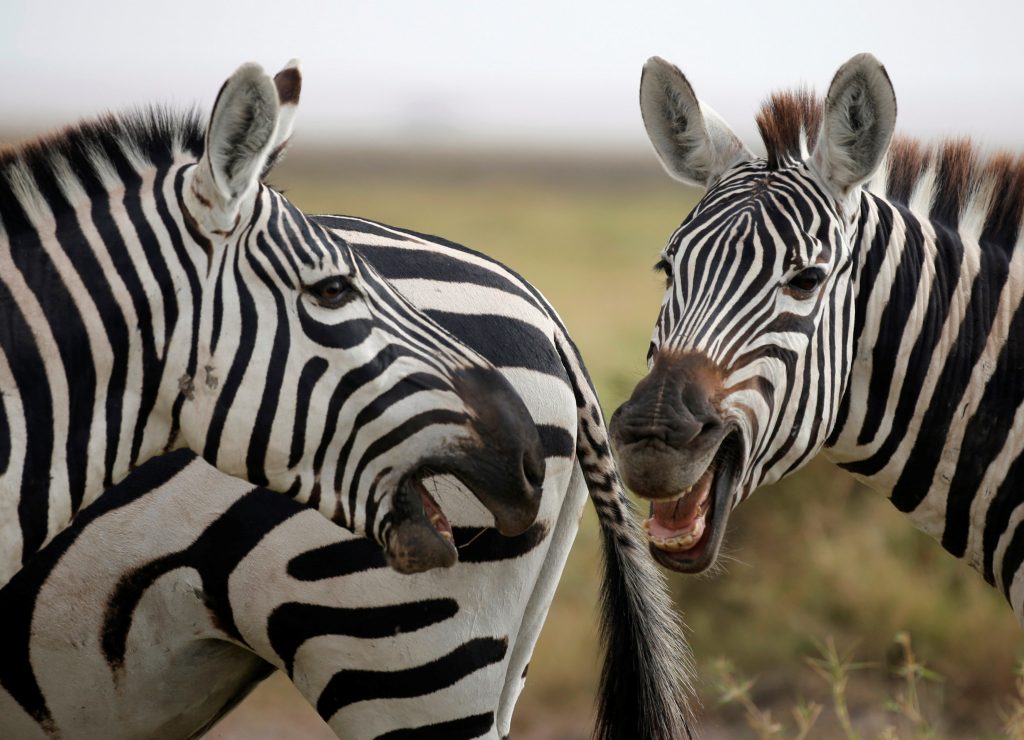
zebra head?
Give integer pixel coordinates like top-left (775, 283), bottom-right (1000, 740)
top-left (175, 62), bottom-right (545, 573)
top-left (610, 54), bottom-right (897, 573)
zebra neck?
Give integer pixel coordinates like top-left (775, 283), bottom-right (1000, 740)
top-left (0, 159), bottom-right (199, 576)
top-left (824, 191), bottom-right (1024, 570)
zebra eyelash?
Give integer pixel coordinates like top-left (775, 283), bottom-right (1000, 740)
top-left (305, 275), bottom-right (357, 309)
top-left (654, 258), bottom-right (674, 288)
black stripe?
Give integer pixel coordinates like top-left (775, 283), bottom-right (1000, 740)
top-left (6, 154), bottom-right (97, 512)
top-left (886, 241), bottom-right (1008, 512)
top-left (537, 423), bottom-right (573, 459)
top-left (97, 135), bottom-right (175, 471)
top-left (1000, 522), bottom-right (1024, 602)
top-left (316, 637), bottom-right (508, 719)
top-left (269, 598), bottom-right (459, 675)
top-left (165, 168), bottom-right (205, 448)
top-left (244, 235), bottom-right (291, 486)
top-left (844, 214), bottom-right (962, 479)
top-left (296, 304), bottom-right (374, 349)
top-left (346, 242), bottom-right (537, 305)
top-left (0, 240), bottom-right (54, 563)
top-left (857, 204), bottom-right (926, 446)
top-left (374, 713), bottom-right (495, 740)
top-left (983, 451), bottom-right (1024, 585)
top-left (940, 296), bottom-right (1024, 556)
top-left (202, 238), bottom-right (259, 465)
top-left (454, 521), bottom-right (550, 563)
top-left (828, 197), bottom-right (891, 445)
top-left (288, 357), bottom-right (329, 469)
top-left (0, 386), bottom-right (9, 477)
top-left (209, 250), bottom-right (229, 354)
top-left (423, 312), bottom-right (563, 375)
top-left (287, 537), bottom-right (386, 581)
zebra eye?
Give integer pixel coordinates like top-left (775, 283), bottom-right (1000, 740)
top-left (787, 268), bottom-right (825, 295)
top-left (654, 258), bottom-right (674, 287)
top-left (308, 276), bottom-right (354, 308)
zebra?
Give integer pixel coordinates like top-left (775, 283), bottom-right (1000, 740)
top-left (0, 59), bottom-right (549, 586)
top-left (0, 180), bottom-right (697, 734)
top-left (610, 52), bottom-right (1024, 619)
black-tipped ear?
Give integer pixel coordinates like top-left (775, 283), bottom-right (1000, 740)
top-left (639, 56), bottom-right (751, 187)
top-left (811, 53), bottom-right (897, 198)
top-left (262, 59), bottom-right (302, 178)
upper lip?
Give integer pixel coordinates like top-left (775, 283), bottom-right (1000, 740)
top-left (643, 431), bottom-right (741, 573)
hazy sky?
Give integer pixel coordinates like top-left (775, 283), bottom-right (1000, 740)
top-left (2, 0), bottom-right (1021, 152)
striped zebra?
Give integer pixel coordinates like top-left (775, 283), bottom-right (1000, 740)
top-left (0, 59), bottom-right (548, 586)
top-left (0, 140), bottom-right (696, 735)
top-left (611, 53), bottom-right (1024, 617)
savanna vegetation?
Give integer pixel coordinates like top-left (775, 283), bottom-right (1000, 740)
top-left (209, 148), bottom-right (1023, 740)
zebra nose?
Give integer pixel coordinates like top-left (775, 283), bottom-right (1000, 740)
top-left (450, 367), bottom-right (545, 535)
top-left (609, 350), bottom-right (724, 452)
top-left (610, 404), bottom-right (718, 449)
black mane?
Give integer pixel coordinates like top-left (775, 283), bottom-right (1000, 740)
top-left (0, 108), bottom-right (204, 219)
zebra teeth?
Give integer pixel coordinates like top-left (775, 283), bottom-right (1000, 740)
top-left (646, 514), bottom-right (707, 552)
top-left (414, 475), bottom-right (454, 542)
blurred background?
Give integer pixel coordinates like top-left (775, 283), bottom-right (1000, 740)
top-left (4, 1), bottom-right (1024, 737)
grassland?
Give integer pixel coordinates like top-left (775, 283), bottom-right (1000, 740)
top-left (211, 149), bottom-right (1022, 739)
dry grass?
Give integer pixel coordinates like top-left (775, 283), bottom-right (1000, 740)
top-left (212, 151), bottom-right (1023, 738)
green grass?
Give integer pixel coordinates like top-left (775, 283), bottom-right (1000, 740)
top-left (263, 157), bottom-right (1022, 738)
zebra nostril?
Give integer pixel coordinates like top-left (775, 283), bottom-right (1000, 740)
top-left (699, 418), bottom-right (722, 438)
top-left (522, 445), bottom-right (545, 491)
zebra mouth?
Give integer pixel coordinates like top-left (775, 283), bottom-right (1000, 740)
top-left (644, 432), bottom-right (739, 573)
top-left (384, 469), bottom-right (457, 575)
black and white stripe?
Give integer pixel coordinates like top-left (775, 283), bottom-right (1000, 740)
top-left (0, 211), bottom-right (696, 737)
top-left (0, 60), bottom-right (545, 584)
top-left (0, 451), bottom-right (543, 739)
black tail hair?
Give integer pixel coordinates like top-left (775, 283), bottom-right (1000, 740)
top-left (595, 506), bottom-right (696, 739)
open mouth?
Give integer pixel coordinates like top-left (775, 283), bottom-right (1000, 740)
top-left (385, 468), bottom-right (459, 574)
top-left (642, 432), bottom-right (740, 573)
top-left (412, 471), bottom-right (455, 543)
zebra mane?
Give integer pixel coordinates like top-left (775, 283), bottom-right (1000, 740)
top-left (0, 108), bottom-right (204, 219)
top-left (755, 89), bottom-right (823, 170)
top-left (756, 89), bottom-right (1024, 247)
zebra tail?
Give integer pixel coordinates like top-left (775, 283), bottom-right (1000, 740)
top-left (555, 335), bottom-right (697, 739)
top-left (593, 493), bottom-right (697, 739)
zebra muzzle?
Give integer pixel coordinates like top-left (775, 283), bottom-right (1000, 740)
top-left (384, 470), bottom-right (458, 574)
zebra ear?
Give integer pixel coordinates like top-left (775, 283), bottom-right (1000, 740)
top-left (811, 53), bottom-right (897, 199)
top-left (261, 59), bottom-right (302, 179)
top-left (640, 57), bottom-right (751, 187)
top-left (192, 63), bottom-right (280, 231)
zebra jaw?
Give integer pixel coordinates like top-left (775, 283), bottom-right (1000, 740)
top-left (384, 472), bottom-right (458, 574)
top-left (642, 432), bottom-right (740, 573)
